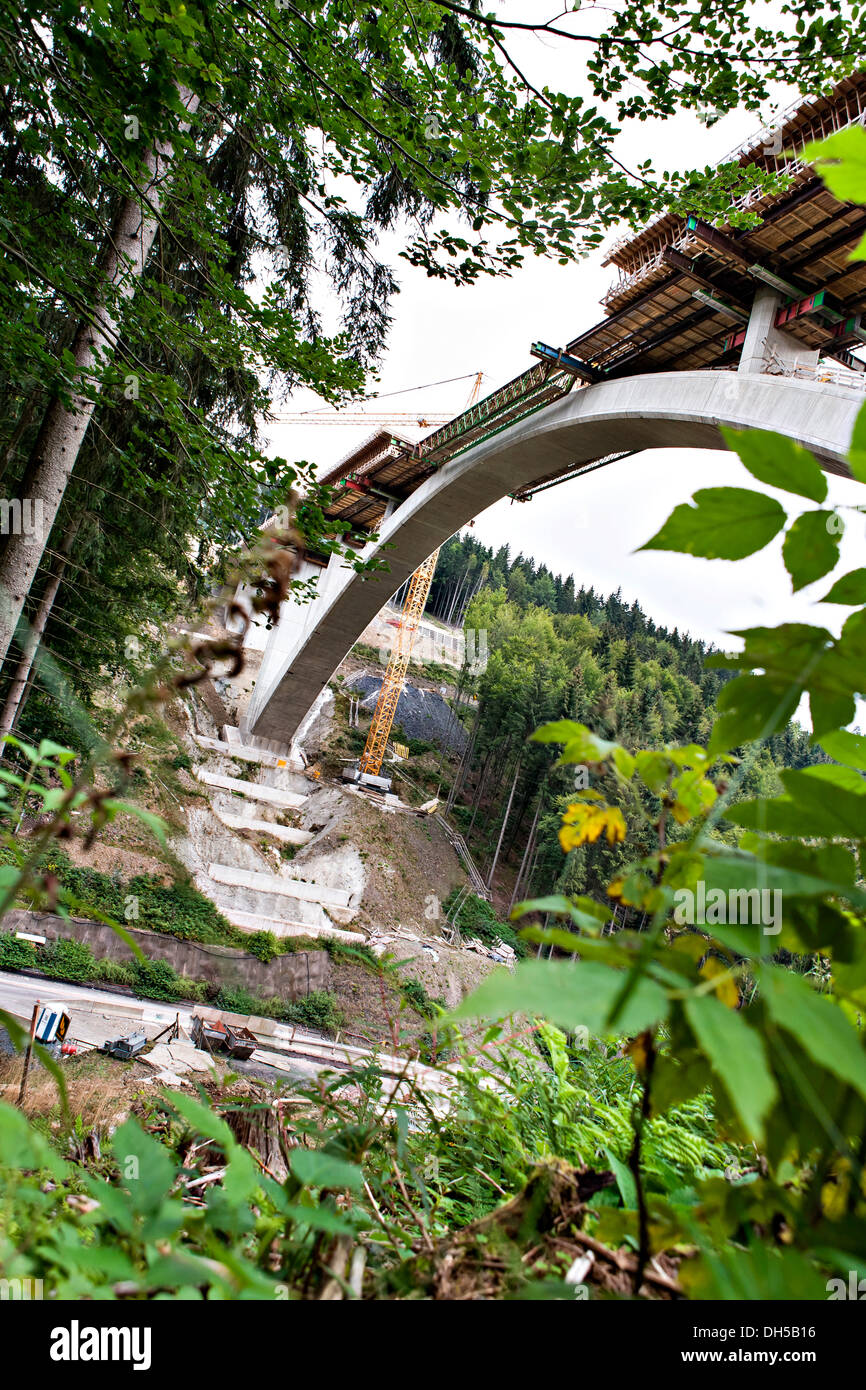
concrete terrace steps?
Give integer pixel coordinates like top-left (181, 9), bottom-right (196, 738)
top-left (207, 861), bottom-right (352, 910)
top-left (222, 906), bottom-right (364, 945)
top-left (189, 724), bottom-right (366, 951)
top-left (213, 809), bottom-right (313, 847)
top-left (222, 724), bottom-right (296, 762)
top-left (194, 767), bottom-right (306, 809)
top-left (194, 734), bottom-right (301, 769)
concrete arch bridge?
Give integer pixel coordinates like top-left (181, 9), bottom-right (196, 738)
top-left (243, 76), bottom-right (866, 748)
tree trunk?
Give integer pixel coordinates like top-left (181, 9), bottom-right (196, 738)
top-left (487, 754), bottom-right (522, 889)
top-left (467, 747), bottom-right (494, 837)
top-left (445, 573), bottom-right (463, 626)
top-left (445, 704), bottom-right (479, 814)
top-left (508, 790), bottom-right (542, 913)
top-left (0, 521), bottom-right (79, 739)
top-left (0, 85), bottom-right (200, 667)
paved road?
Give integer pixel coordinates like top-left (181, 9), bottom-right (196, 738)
top-left (0, 970), bottom-right (452, 1104)
top-left (0, 971), bottom-right (319, 1081)
top-left (0, 969), bottom-right (191, 1044)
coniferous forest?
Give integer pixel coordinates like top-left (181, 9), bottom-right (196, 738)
top-left (426, 533), bottom-right (827, 915)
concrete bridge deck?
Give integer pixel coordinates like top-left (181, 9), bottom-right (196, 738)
top-left (245, 368), bottom-right (859, 746)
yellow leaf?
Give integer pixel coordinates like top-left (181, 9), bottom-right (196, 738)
top-left (700, 957), bottom-right (739, 1008)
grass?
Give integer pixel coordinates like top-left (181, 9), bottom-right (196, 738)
top-left (0, 1050), bottom-right (143, 1134)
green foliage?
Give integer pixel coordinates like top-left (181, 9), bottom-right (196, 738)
top-left (400, 977), bottom-right (443, 1020)
top-left (0, 931), bottom-right (37, 971)
top-left (282, 991), bottom-right (346, 1036)
top-left (213, 984), bottom-right (259, 1015)
top-left (95, 957), bottom-right (135, 987)
top-left (444, 888), bottom-right (527, 957)
top-left (3, 2), bottom-right (866, 1306)
top-left (246, 930), bottom-right (280, 963)
top-left (641, 487), bottom-right (788, 560)
top-left (40, 936), bottom-right (97, 984)
top-left (131, 957), bottom-right (184, 1002)
top-left (33, 848), bottom-right (239, 947)
top-left (468, 394), bottom-right (866, 1295)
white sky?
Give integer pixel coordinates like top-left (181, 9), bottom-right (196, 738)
top-left (261, 9), bottom-right (866, 667)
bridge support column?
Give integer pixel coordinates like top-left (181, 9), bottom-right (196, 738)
top-left (738, 284), bottom-right (819, 375)
top-left (241, 551), bottom-right (344, 738)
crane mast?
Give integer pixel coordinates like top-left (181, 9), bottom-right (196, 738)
top-left (358, 547), bottom-right (440, 778)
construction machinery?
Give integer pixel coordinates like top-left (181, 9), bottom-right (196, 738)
top-left (101, 1030), bottom-right (147, 1061)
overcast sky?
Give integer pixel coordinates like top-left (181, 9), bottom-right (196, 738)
top-left (262, 9), bottom-right (865, 669)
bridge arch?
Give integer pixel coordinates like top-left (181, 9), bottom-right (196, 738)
top-left (245, 369), bottom-right (859, 745)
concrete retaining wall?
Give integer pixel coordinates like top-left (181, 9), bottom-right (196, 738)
top-left (2, 909), bottom-right (330, 1000)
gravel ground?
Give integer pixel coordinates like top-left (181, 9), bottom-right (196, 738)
top-left (346, 674), bottom-right (468, 752)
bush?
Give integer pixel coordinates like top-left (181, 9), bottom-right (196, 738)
top-left (442, 889), bottom-right (527, 958)
top-left (41, 936), bottom-right (97, 983)
top-left (247, 930), bottom-right (280, 963)
top-left (214, 984), bottom-right (259, 1015)
top-left (401, 977), bottom-right (443, 1019)
top-left (0, 932), bottom-right (37, 971)
top-left (132, 957), bottom-right (182, 1001)
top-left (282, 990), bottom-right (345, 1035)
top-left (176, 975), bottom-right (207, 1002)
top-left (127, 876), bottom-right (237, 945)
top-left (95, 958), bottom-right (135, 987)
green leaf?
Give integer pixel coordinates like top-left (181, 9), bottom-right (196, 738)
top-left (162, 1090), bottom-right (236, 1149)
top-left (849, 399), bottom-right (866, 483)
top-left (640, 488), bottom-right (787, 560)
top-left (708, 674), bottom-right (800, 754)
top-left (36, 739), bottom-right (77, 766)
top-left (740, 836), bottom-right (857, 889)
top-left (804, 126), bottom-right (866, 211)
top-left (819, 727), bottom-right (866, 769)
top-left (720, 427), bottom-right (827, 503)
top-left (530, 720), bottom-right (617, 763)
top-left (0, 1100), bottom-right (67, 1175)
top-left (701, 849), bottom-right (860, 905)
top-left (112, 1119), bottom-right (176, 1215)
top-left (283, 1203), bottom-right (359, 1236)
top-left (684, 994), bottom-right (776, 1142)
top-left (602, 1146), bottom-right (637, 1209)
top-left (513, 893), bottom-right (608, 934)
top-left (782, 512), bottom-right (840, 591)
top-left (684, 1241), bottom-right (830, 1301)
top-left (707, 622), bottom-right (859, 743)
top-left (820, 568), bottom-right (866, 604)
top-left (760, 965), bottom-right (866, 1100)
top-left (290, 1150), bottom-right (364, 1192)
top-left (726, 766), bottom-right (866, 846)
top-left (449, 959), bottom-right (669, 1036)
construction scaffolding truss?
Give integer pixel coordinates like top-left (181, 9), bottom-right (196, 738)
top-left (358, 548), bottom-right (441, 778)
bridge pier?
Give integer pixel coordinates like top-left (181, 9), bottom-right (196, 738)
top-left (739, 285), bottom-right (819, 376)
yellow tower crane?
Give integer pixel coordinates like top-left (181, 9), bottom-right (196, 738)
top-left (358, 548), bottom-right (440, 778)
top-left (356, 373), bottom-right (483, 780)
